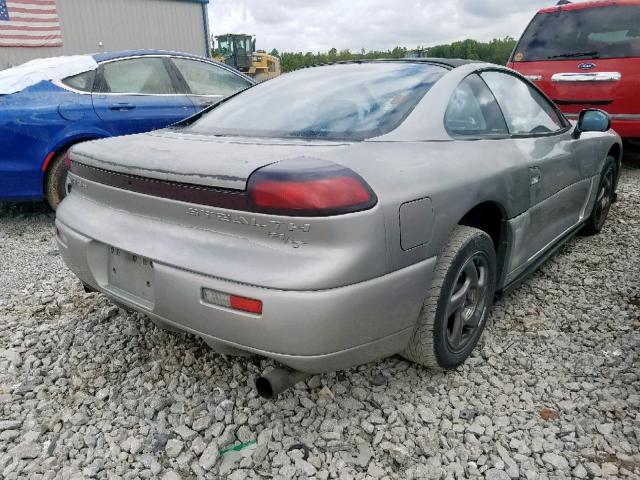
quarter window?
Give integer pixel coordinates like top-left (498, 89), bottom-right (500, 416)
top-left (480, 71), bottom-right (565, 135)
top-left (62, 70), bottom-right (96, 92)
top-left (445, 74), bottom-right (508, 137)
top-left (97, 58), bottom-right (176, 94)
top-left (172, 58), bottom-right (251, 96)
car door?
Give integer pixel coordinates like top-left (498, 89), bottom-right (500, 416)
top-left (480, 70), bottom-right (594, 267)
top-left (169, 57), bottom-right (253, 111)
top-left (91, 56), bottom-right (197, 136)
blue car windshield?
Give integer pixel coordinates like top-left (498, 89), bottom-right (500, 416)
top-left (184, 62), bottom-right (447, 141)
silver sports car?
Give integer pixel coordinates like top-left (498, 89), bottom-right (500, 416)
top-left (56, 59), bottom-right (621, 397)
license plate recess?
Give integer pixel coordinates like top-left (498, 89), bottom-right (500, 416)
top-left (107, 246), bottom-right (155, 306)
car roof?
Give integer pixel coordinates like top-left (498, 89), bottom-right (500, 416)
top-left (301, 58), bottom-right (482, 71)
top-left (377, 58), bottom-right (482, 69)
top-left (91, 49), bottom-right (207, 63)
top-left (539, 0), bottom-right (640, 14)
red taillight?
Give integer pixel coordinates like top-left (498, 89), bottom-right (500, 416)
top-left (230, 295), bottom-right (263, 315)
top-left (251, 176), bottom-right (372, 211)
top-left (247, 158), bottom-right (377, 216)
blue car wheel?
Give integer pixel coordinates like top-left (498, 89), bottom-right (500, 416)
top-left (44, 148), bottom-right (69, 210)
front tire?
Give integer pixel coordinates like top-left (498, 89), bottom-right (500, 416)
top-left (403, 226), bottom-right (497, 369)
top-left (44, 148), bottom-right (69, 211)
top-left (582, 155), bottom-right (616, 236)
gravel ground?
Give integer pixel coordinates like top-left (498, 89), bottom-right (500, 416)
top-left (0, 163), bottom-right (639, 480)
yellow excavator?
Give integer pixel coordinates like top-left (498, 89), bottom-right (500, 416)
top-left (213, 34), bottom-right (281, 82)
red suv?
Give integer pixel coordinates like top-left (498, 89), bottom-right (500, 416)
top-left (508, 0), bottom-right (640, 141)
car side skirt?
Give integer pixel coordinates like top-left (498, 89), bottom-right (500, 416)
top-left (496, 221), bottom-right (584, 299)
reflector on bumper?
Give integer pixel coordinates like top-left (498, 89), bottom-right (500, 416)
top-left (202, 287), bottom-right (263, 315)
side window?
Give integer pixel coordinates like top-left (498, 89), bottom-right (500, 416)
top-left (62, 70), bottom-right (96, 92)
top-left (96, 58), bottom-right (176, 94)
top-left (172, 58), bottom-right (252, 96)
top-left (480, 71), bottom-right (566, 135)
top-left (445, 74), bottom-right (508, 137)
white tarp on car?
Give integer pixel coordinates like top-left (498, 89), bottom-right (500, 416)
top-left (0, 55), bottom-right (98, 95)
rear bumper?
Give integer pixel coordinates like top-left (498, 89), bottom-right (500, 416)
top-left (0, 125), bottom-right (50, 201)
top-left (0, 166), bottom-right (44, 201)
top-left (56, 219), bottom-right (436, 373)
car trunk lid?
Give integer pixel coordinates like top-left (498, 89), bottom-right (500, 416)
top-left (70, 129), bottom-right (352, 191)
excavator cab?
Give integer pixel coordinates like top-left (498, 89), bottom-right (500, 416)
top-left (215, 34), bottom-right (255, 73)
top-left (214, 33), bottom-right (281, 83)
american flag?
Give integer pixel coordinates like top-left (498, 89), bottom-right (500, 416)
top-left (0, 0), bottom-right (62, 47)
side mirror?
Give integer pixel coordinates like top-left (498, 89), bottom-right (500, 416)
top-left (573, 109), bottom-right (611, 139)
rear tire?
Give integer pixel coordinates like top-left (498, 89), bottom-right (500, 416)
top-left (582, 155), bottom-right (616, 236)
top-left (402, 226), bottom-right (497, 369)
top-left (44, 148), bottom-right (69, 211)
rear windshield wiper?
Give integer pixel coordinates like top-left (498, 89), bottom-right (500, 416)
top-left (548, 51), bottom-right (599, 59)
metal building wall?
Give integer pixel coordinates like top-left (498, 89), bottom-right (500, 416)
top-left (0, 0), bottom-right (208, 70)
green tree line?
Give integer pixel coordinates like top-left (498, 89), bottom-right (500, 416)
top-left (271, 37), bottom-right (517, 73)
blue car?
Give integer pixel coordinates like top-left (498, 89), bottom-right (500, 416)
top-left (0, 50), bottom-right (254, 209)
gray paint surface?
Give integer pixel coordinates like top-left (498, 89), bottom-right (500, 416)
top-left (73, 131), bottom-right (351, 190)
top-left (56, 62), bottom-right (622, 373)
top-left (0, 0), bottom-right (208, 70)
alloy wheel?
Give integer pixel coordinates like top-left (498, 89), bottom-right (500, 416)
top-left (445, 253), bottom-right (490, 353)
top-left (594, 166), bottom-right (614, 230)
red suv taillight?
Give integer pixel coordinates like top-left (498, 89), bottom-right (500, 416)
top-left (247, 158), bottom-right (377, 216)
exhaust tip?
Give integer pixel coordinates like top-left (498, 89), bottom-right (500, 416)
top-left (255, 376), bottom-right (275, 399)
top-left (255, 368), bottom-right (311, 399)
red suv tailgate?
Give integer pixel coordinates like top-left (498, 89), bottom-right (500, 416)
top-left (509, 58), bottom-right (640, 117)
top-left (508, 2), bottom-right (640, 137)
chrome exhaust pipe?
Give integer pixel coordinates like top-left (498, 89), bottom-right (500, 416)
top-left (255, 368), bottom-right (311, 399)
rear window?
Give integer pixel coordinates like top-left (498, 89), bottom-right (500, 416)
top-left (184, 63), bottom-right (447, 141)
top-left (513, 6), bottom-right (640, 62)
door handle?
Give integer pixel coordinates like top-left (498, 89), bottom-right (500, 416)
top-left (529, 167), bottom-right (541, 186)
top-left (109, 103), bottom-right (136, 111)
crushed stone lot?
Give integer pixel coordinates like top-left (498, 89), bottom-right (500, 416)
top-left (0, 165), bottom-right (639, 480)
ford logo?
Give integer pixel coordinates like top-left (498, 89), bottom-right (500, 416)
top-left (578, 62), bottom-right (597, 70)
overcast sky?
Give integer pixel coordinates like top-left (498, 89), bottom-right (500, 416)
top-left (208, 0), bottom-right (584, 53)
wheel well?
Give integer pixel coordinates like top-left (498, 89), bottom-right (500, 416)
top-left (43, 137), bottom-right (97, 181)
top-left (608, 143), bottom-right (621, 165)
top-left (459, 202), bottom-right (508, 283)
top-left (606, 143), bottom-right (622, 191)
